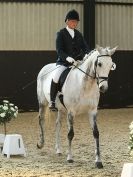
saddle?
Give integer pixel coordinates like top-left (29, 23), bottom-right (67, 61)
top-left (58, 67), bottom-right (71, 107)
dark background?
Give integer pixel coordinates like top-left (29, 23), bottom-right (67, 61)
top-left (0, 50), bottom-right (133, 110)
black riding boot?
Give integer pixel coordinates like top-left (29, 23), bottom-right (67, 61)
top-left (49, 80), bottom-right (58, 112)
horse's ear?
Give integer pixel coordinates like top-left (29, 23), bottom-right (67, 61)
top-left (96, 44), bottom-right (103, 54)
top-left (109, 46), bottom-right (118, 56)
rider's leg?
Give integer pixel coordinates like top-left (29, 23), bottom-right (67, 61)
top-left (49, 65), bottom-right (67, 111)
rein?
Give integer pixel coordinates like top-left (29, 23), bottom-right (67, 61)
top-left (73, 64), bottom-right (94, 78)
top-left (73, 54), bottom-right (110, 84)
top-left (23, 54), bottom-right (110, 90)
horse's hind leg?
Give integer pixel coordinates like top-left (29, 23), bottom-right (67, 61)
top-left (37, 103), bottom-right (46, 149)
top-left (89, 112), bottom-right (103, 168)
top-left (67, 112), bottom-right (74, 163)
top-left (55, 110), bottom-right (63, 155)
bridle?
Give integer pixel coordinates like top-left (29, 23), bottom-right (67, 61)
top-left (74, 54), bottom-right (112, 85)
top-left (94, 54), bottom-right (110, 85)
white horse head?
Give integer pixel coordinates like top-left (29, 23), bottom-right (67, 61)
top-left (82, 45), bottom-right (117, 93)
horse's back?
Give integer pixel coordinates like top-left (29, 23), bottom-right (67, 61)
top-left (37, 63), bottom-right (56, 80)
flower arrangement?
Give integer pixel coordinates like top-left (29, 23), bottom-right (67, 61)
top-left (0, 100), bottom-right (18, 135)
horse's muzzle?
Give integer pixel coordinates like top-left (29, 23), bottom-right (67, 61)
top-left (99, 84), bottom-right (108, 93)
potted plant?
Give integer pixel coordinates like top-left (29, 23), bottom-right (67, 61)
top-left (0, 100), bottom-right (18, 136)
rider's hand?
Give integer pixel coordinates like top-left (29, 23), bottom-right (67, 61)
top-left (66, 57), bottom-right (75, 63)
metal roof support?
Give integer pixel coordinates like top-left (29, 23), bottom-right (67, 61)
top-left (83, 0), bottom-right (95, 50)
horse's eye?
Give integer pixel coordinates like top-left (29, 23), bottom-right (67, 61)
top-left (98, 62), bottom-right (102, 67)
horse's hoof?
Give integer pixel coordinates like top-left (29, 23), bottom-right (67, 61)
top-left (57, 153), bottom-right (62, 156)
top-left (67, 159), bottom-right (74, 163)
top-left (56, 148), bottom-right (62, 155)
top-left (37, 143), bottom-right (44, 149)
top-left (95, 162), bottom-right (103, 169)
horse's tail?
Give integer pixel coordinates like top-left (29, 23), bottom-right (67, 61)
top-left (37, 76), bottom-right (45, 105)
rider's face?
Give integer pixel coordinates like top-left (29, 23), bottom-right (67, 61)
top-left (66, 20), bottom-right (79, 29)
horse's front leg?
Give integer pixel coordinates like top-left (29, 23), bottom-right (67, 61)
top-left (89, 112), bottom-right (103, 168)
top-left (67, 112), bottom-right (74, 163)
top-left (37, 103), bottom-right (46, 149)
top-left (55, 110), bottom-right (62, 155)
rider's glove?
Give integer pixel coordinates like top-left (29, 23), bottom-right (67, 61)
top-left (66, 57), bottom-right (75, 63)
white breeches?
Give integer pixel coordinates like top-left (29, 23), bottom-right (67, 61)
top-left (52, 65), bottom-right (67, 83)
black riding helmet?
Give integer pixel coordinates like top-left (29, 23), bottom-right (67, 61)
top-left (65, 9), bottom-right (80, 22)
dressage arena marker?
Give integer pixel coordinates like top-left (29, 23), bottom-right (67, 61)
top-left (121, 163), bottom-right (133, 177)
top-left (2, 134), bottom-right (26, 158)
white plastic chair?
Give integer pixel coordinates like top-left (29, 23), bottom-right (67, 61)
top-left (2, 134), bottom-right (26, 158)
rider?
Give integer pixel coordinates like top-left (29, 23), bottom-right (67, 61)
top-left (49, 9), bottom-right (90, 111)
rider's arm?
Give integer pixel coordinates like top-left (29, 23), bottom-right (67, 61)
top-left (56, 31), bottom-right (68, 61)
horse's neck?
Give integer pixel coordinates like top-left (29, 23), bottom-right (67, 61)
top-left (80, 51), bottom-right (98, 77)
top-left (76, 52), bottom-right (98, 92)
top-left (64, 51), bottom-right (98, 91)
